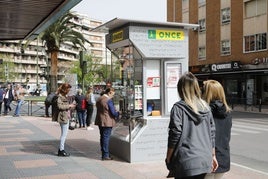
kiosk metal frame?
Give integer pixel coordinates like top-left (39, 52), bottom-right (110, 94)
top-left (93, 18), bottom-right (199, 163)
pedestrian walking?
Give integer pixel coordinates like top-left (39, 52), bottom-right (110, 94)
top-left (3, 84), bottom-right (14, 115)
top-left (202, 80), bottom-right (232, 179)
top-left (165, 72), bottom-right (218, 179)
top-left (95, 87), bottom-right (120, 160)
top-left (0, 85), bottom-right (4, 115)
top-left (45, 91), bottom-right (56, 117)
top-left (13, 84), bottom-right (27, 117)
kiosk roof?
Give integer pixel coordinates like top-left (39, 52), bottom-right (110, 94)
top-left (92, 18), bottom-right (200, 33)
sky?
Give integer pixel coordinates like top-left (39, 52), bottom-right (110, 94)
top-left (71, 0), bottom-right (167, 23)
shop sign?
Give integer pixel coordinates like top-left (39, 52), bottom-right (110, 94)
top-left (148, 29), bottom-right (184, 40)
top-left (112, 30), bottom-right (124, 43)
top-left (251, 57), bottom-right (268, 65)
top-left (130, 26), bottom-right (187, 58)
top-left (211, 61), bottom-right (240, 72)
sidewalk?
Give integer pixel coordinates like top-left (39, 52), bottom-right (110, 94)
top-left (0, 115), bottom-right (267, 179)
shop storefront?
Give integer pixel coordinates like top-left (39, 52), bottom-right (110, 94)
top-left (191, 60), bottom-right (268, 107)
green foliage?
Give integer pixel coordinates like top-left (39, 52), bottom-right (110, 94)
top-left (0, 53), bottom-right (16, 83)
top-left (40, 12), bottom-right (91, 52)
top-left (69, 53), bottom-right (110, 86)
top-left (38, 11), bottom-right (92, 92)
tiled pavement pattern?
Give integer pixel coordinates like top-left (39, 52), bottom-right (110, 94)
top-left (0, 115), bottom-right (267, 179)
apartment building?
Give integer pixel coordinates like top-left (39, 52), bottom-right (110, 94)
top-left (167, 0), bottom-right (268, 105)
top-left (0, 12), bottom-right (109, 94)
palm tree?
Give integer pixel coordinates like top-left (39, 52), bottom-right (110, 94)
top-left (40, 12), bottom-right (90, 93)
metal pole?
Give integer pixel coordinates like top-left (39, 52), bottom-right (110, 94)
top-left (36, 37), bottom-right (39, 85)
top-left (173, 0), bottom-right (176, 22)
top-left (105, 48), bottom-right (108, 82)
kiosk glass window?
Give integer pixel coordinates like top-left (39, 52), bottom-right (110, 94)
top-left (111, 46), bottom-right (143, 115)
top-left (110, 45), bottom-right (145, 141)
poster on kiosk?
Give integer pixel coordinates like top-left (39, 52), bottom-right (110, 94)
top-left (93, 18), bottom-right (199, 163)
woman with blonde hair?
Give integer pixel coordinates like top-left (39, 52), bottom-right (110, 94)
top-left (203, 80), bottom-right (232, 179)
top-left (166, 72), bottom-right (218, 179)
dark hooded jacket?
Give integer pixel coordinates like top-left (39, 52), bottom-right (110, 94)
top-left (210, 100), bottom-right (232, 173)
top-left (168, 100), bottom-right (216, 178)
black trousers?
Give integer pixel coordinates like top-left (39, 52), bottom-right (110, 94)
top-left (45, 102), bottom-right (51, 117)
top-left (86, 105), bottom-right (94, 126)
top-left (175, 173), bottom-right (206, 179)
top-left (3, 99), bottom-right (12, 114)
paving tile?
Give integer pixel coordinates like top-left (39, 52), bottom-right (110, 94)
top-left (14, 159), bottom-right (57, 169)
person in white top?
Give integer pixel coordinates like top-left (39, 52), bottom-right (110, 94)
top-left (85, 87), bottom-right (96, 130)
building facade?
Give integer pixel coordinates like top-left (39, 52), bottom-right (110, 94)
top-left (167, 0), bottom-right (268, 105)
top-left (0, 12), bottom-right (109, 94)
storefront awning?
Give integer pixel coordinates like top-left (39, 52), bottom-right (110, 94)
top-left (0, 0), bottom-right (81, 40)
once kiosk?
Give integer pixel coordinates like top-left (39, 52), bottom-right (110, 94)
top-left (93, 18), bottom-right (199, 163)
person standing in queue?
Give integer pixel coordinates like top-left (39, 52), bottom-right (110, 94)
top-left (165, 72), bottom-right (218, 179)
top-left (202, 80), bottom-right (232, 179)
top-left (57, 83), bottom-right (76, 157)
top-left (85, 86), bottom-right (96, 130)
top-left (95, 87), bottom-right (120, 160)
top-left (75, 89), bottom-right (87, 128)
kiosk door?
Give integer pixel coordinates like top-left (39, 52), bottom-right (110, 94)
top-left (164, 60), bottom-right (185, 115)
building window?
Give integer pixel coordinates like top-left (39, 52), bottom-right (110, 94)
top-left (244, 33), bottom-right (267, 52)
top-left (198, 0), bottom-right (206, 5)
top-left (245, 0), bottom-right (267, 18)
top-left (198, 47), bottom-right (206, 59)
top-left (221, 7), bottom-right (230, 24)
top-left (221, 40), bottom-right (231, 55)
top-left (199, 19), bottom-right (206, 32)
top-left (256, 33), bottom-right (267, 50)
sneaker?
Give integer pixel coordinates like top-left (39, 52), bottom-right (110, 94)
top-left (69, 126), bottom-right (75, 130)
top-left (58, 149), bottom-right (70, 157)
top-left (102, 157), bottom-right (113, 161)
top-left (86, 126), bottom-right (94, 130)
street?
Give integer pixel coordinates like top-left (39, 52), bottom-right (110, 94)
top-left (230, 111), bottom-right (268, 176)
top-left (4, 104), bottom-right (268, 178)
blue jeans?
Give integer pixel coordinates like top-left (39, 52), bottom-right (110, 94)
top-left (14, 99), bottom-right (23, 116)
top-left (98, 126), bottom-right (112, 158)
top-left (59, 120), bottom-right (69, 151)
top-left (77, 110), bottom-right (86, 127)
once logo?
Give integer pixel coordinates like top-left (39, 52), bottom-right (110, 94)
top-left (148, 30), bottom-right (184, 40)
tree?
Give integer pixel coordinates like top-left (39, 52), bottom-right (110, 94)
top-left (0, 54), bottom-right (16, 83)
top-left (39, 12), bottom-right (90, 93)
top-left (69, 53), bottom-right (107, 88)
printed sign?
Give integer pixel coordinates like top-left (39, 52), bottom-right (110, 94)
top-left (147, 77), bottom-right (160, 87)
top-left (148, 30), bottom-right (184, 40)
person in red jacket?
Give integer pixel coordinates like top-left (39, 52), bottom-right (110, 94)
top-left (95, 87), bottom-right (120, 160)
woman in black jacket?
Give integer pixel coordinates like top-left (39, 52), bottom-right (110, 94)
top-left (203, 80), bottom-right (232, 179)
